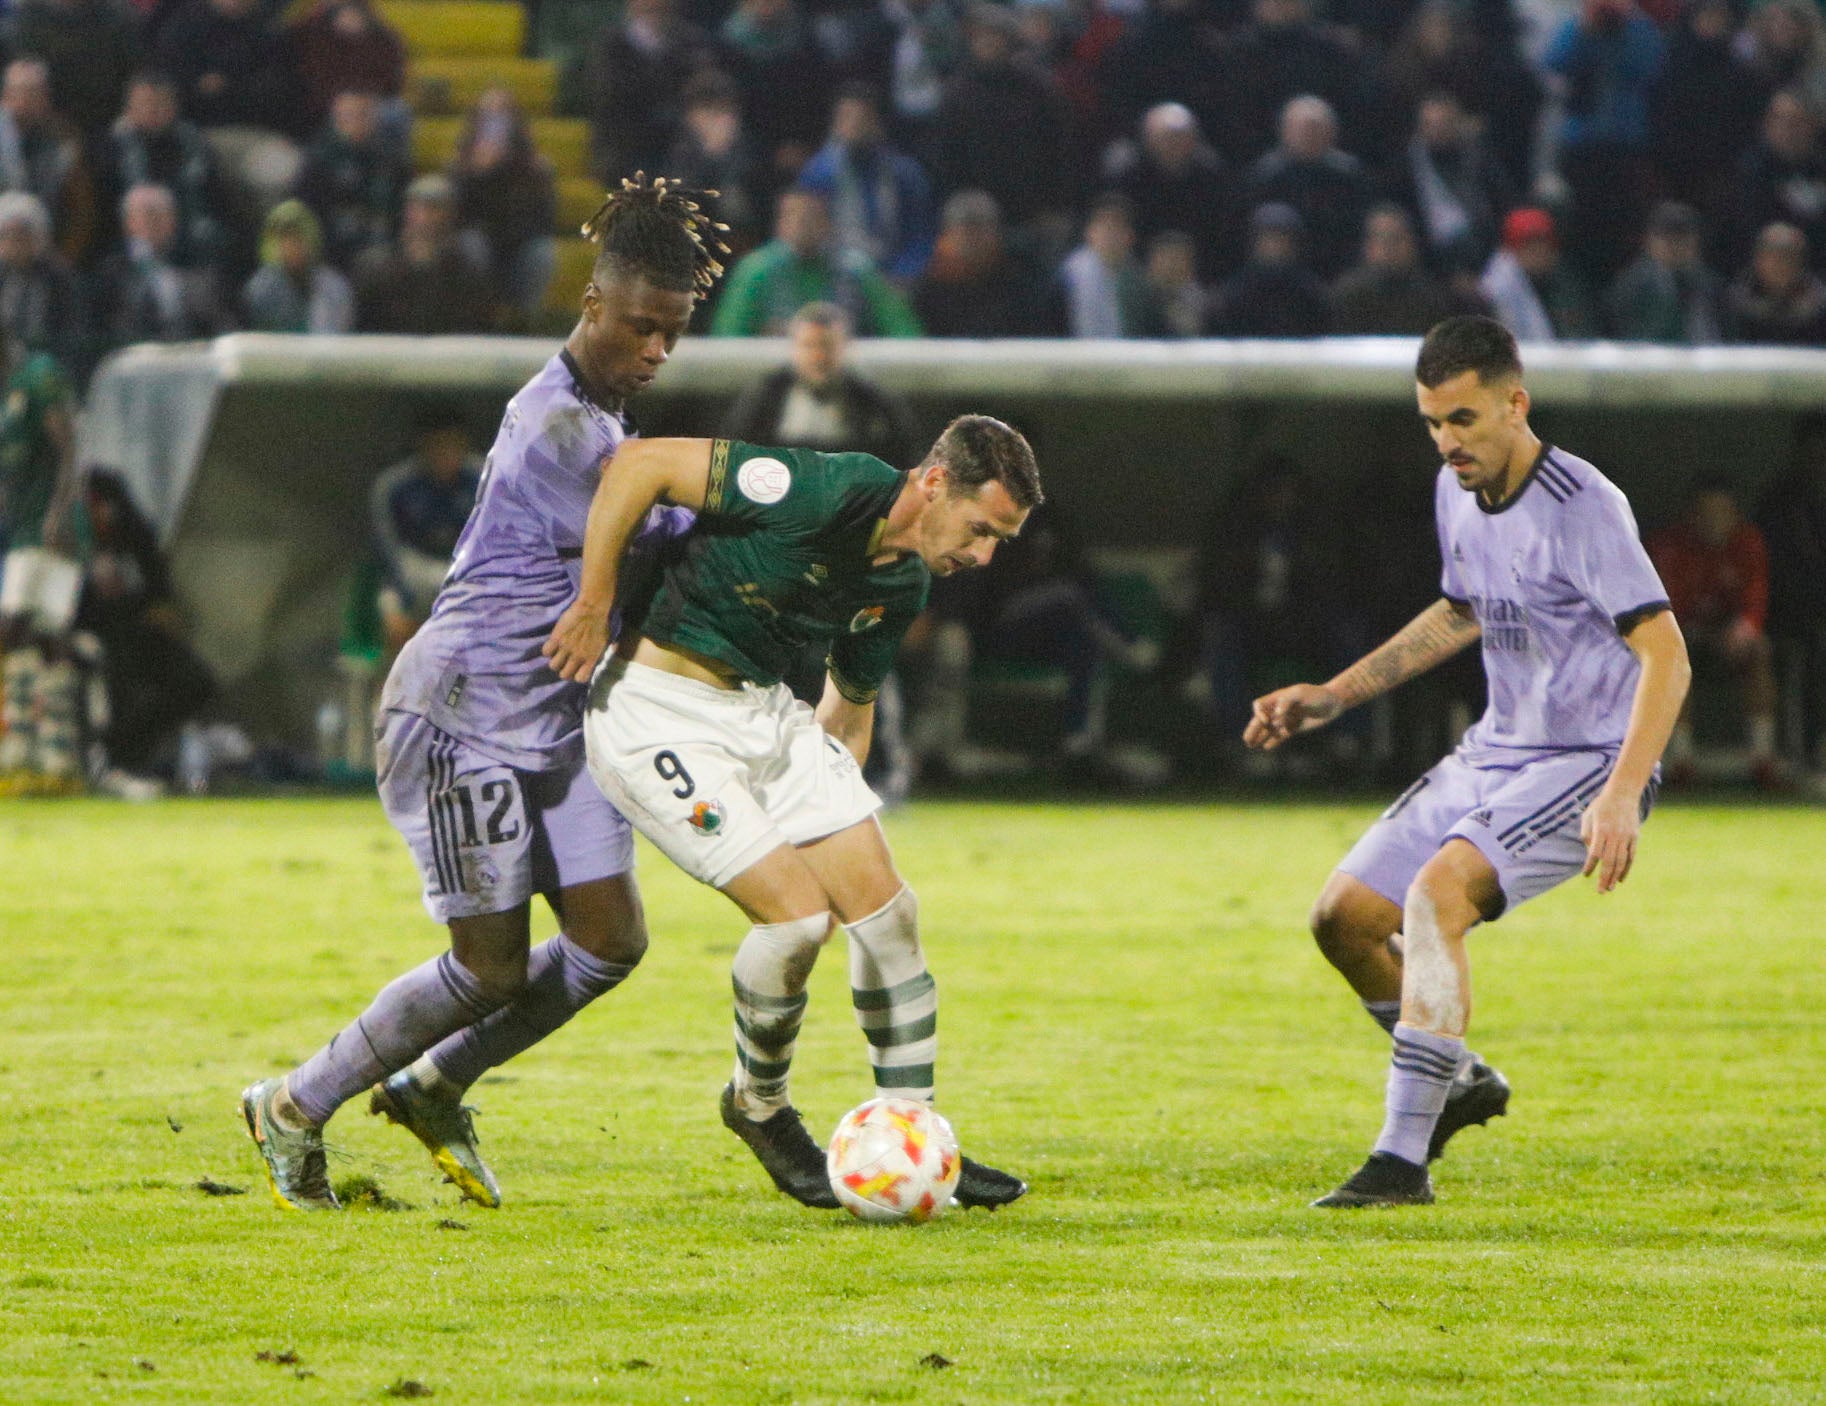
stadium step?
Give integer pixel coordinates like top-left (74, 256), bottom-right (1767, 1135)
top-left (557, 176), bottom-right (607, 235)
top-left (412, 115), bottom-right (591, 177)
top-left (376, 0), bottom-right (525, 59)
top-left (407, 56), bottom-right (557, 117)
top-left (543, 237), bottom-right (596, 314)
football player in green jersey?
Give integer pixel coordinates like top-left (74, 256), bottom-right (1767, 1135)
top-left (546, 416), bottom-right (1039, 1210)
top-left (0, 341), bottom-right (85, 795)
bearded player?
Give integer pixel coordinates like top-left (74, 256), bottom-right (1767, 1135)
top-left (1246, 316), bottom-right (1690, 1207)
top-left (241, 178), bottom-right (728, 1211)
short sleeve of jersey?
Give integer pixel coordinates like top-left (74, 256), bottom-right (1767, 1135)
top-left (703, 440), bottom-right (899, 531)
top-left (1561, 482), bottom-right (1670, 630)
top-left (826, 583), bottom-right (927, 704)
top-left (1435, 470), bottom-right (1470, 603)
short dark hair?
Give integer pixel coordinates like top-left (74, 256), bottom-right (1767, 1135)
top-left (1416, 315), bottom-right (1522, 388)
top-left (922, 415), bottom-right (1043, 510)
top-left (582, 172), bottom-right (730, 296)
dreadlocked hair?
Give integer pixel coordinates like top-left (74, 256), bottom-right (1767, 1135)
top-left (581, 172), bottom-right (729, 296)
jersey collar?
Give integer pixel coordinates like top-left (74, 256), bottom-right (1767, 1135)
top-left (1476, 441), bottom-right (1552, 515)
top-left (560, 347), bottom-right (627, 421)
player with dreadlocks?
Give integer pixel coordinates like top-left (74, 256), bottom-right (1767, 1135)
top-left (243, 176), bottom-right (729, 1211)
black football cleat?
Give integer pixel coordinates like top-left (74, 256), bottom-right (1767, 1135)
top-left (953, 1155), bottom-right (1028, 1209)
top-left (719, 1082), bottom-right (840, 1208)
top-left (1428, 1061), bottom-right (1511, 1162)
top-left (1312, 1151), bottom-right (1435, 1208)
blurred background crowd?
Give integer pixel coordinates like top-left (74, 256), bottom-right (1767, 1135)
top-left (0, 0), bottom-right (1823, 799)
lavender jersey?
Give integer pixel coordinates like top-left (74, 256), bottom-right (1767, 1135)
top-left (1437, 445), bottom-right (1669, 764)
top-left (382, 350), bottom-right (690, 770)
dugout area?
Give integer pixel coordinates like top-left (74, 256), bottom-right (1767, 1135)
top-left (80, 335), bottom-right (1823, 752)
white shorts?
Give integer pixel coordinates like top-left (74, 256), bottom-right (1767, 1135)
top-left (584, 657), bottom-right (882, 889)
top-left (0, 547), bottom-right (83, 633)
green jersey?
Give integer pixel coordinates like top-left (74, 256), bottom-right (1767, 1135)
top-left (0, 353), bottom-right (74, 550)
top-left (631, 440), bottom-right (930, 703)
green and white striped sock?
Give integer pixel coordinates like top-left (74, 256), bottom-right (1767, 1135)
top-left (729, 913), bottom-right (830, 1118)
top-left (846, 886), bottom-right (936, 1103)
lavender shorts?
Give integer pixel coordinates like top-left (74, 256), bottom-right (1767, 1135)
top-left (377, 710), bottom-right (634, 923)
top-left (1339, 748), bottom-right (1655, 919)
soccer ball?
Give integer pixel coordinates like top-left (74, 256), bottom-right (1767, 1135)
top-left (826, 1097), bottom-right (961, 1223)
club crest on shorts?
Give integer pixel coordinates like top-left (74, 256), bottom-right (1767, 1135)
top-left (737, 456), bottom-right (792, 504)
top-left (688, 798), bottom-right (726, 835)
top-left (850, 605), bottom-right (886, 632)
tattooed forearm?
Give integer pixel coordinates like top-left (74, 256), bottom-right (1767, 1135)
top-left (1325, 599), bottom-right (1481, 712)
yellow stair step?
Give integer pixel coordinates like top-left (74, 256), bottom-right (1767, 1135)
top-left (557, 176), bottom-right (608, 234)
top-left (543, 237), bottom-right (597, 313)
top-left (377, 0), bottom-right (525, 58)
top-left (407, 56), bottom-right (557, 116)
top-left (413, 115), bottom-right (591, 177)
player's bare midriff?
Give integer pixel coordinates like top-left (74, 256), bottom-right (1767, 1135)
top-left (617, 633), bottom-right (744, 689)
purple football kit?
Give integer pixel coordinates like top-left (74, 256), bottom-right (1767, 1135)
top-left (378, 350), bottom-right (689, 920)
top-left (1340, 446), bottom-right (1671, 916)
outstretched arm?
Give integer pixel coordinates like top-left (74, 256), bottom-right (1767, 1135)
top-left (1243, 597), bottom-right (1481, 750)
top-left (542, 437), bottom-right (714, 682)
top-left (1580, 609), bottom-right (1690, 894)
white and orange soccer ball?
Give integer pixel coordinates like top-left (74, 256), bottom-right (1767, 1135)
top-left (826, 1097), bottom-right (962, 1223)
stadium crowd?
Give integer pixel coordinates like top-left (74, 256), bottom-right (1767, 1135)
top-left (1, 0), bottom-right (1825, 795)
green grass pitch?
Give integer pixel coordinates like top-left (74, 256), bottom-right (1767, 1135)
top-left (2, 796), bottom-right (1823, 1403)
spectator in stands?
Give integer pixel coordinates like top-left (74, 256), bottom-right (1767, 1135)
top-left (97, 70), bottom-right (226, 272)
top-left (1097, 0), bottom-right (1226, 165)
top-left (0, 58), bottom-right (94, 265)
top-left (1759, 417), bottom-right (1826, 776)
top-left (1647, 477), bottom-right (1780, 784)
top-left (1140, 230), bottom-right (1211, 338)
top-left (718, 0), bottom-right (832, 182)
top-left (95, 182), bottom-right (232, 345)
top-left (1, 0), bottom-right (145, 141)
top-left (1383, 2), bottom-right (1542, 189)
top-left (1331, 202), bottom-right (1468, 335)
top-left (293, 88), bottom-right (405, 274)
top-left (932, 3), bottom-right (1074, 244)
top-left (1650, 0), bottom-right (1766, 218)
top-left (1213, 0), bottom-right (1382, 168)
top-left (1605, 199), bottom-right (1725, 343)
top-left (351, 172), bottom-right (496, 334)
top-left (585, 0), bottom-right (717, 184)
top-left (712, 187), bottom-right (922, 336)
top-left (241, 197), bottom-right (352, 332)
top-left (447, 87), bottom-right (556, 323)
top-left (152, 0), bottom-right (310, 220)
top-left (1725, 221), bottom-right (1826, 344)
top-left (1479, 205), bottom-right (1600, 341)
top-left (1736, 0), bottom-right (1826, 117)
top-left (369, 408), bottom-right (482, 655)
top-left (1243, 94), bottom-right (1373, 280)
top-left (795, 82), bottom-right (936, 287)
top-left (723, 301), bottom-right (921, 464)
top-left (878, 0), bottom-right (962, 159)
top-left (1720, 88), bottom-right (1826, 276)
top-left (665, 70), bottom-right (766, 259)
top-left (912, 188), bottom-right (1062, 337)
top-left (1385, 92), bottom-right (1516, 277)
top-left (77, 467), bottom-right (216, 780)
top-left (1209, 201), bottom-right (1333, 336)
top-left (287, 0), bottom-right (407, 143)
top-left (1056, 192), bottom-right (1152, 338)
top-left (1107, 102), bottom-right (1238, 282)
top-left (1540, 0), bottom-right (1666, 285)
top-left (0, 191), bottom-right (88, 376)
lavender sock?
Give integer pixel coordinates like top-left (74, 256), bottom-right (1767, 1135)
top-left (1372, 1022), bottom-right (1465, 1166)
top-left (289, 952), bottom-right (501, 1126)
top-left (1362, 999), bottom-right (1401, 1036)
top-left (424, 934), bottom-right (634, 1091)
